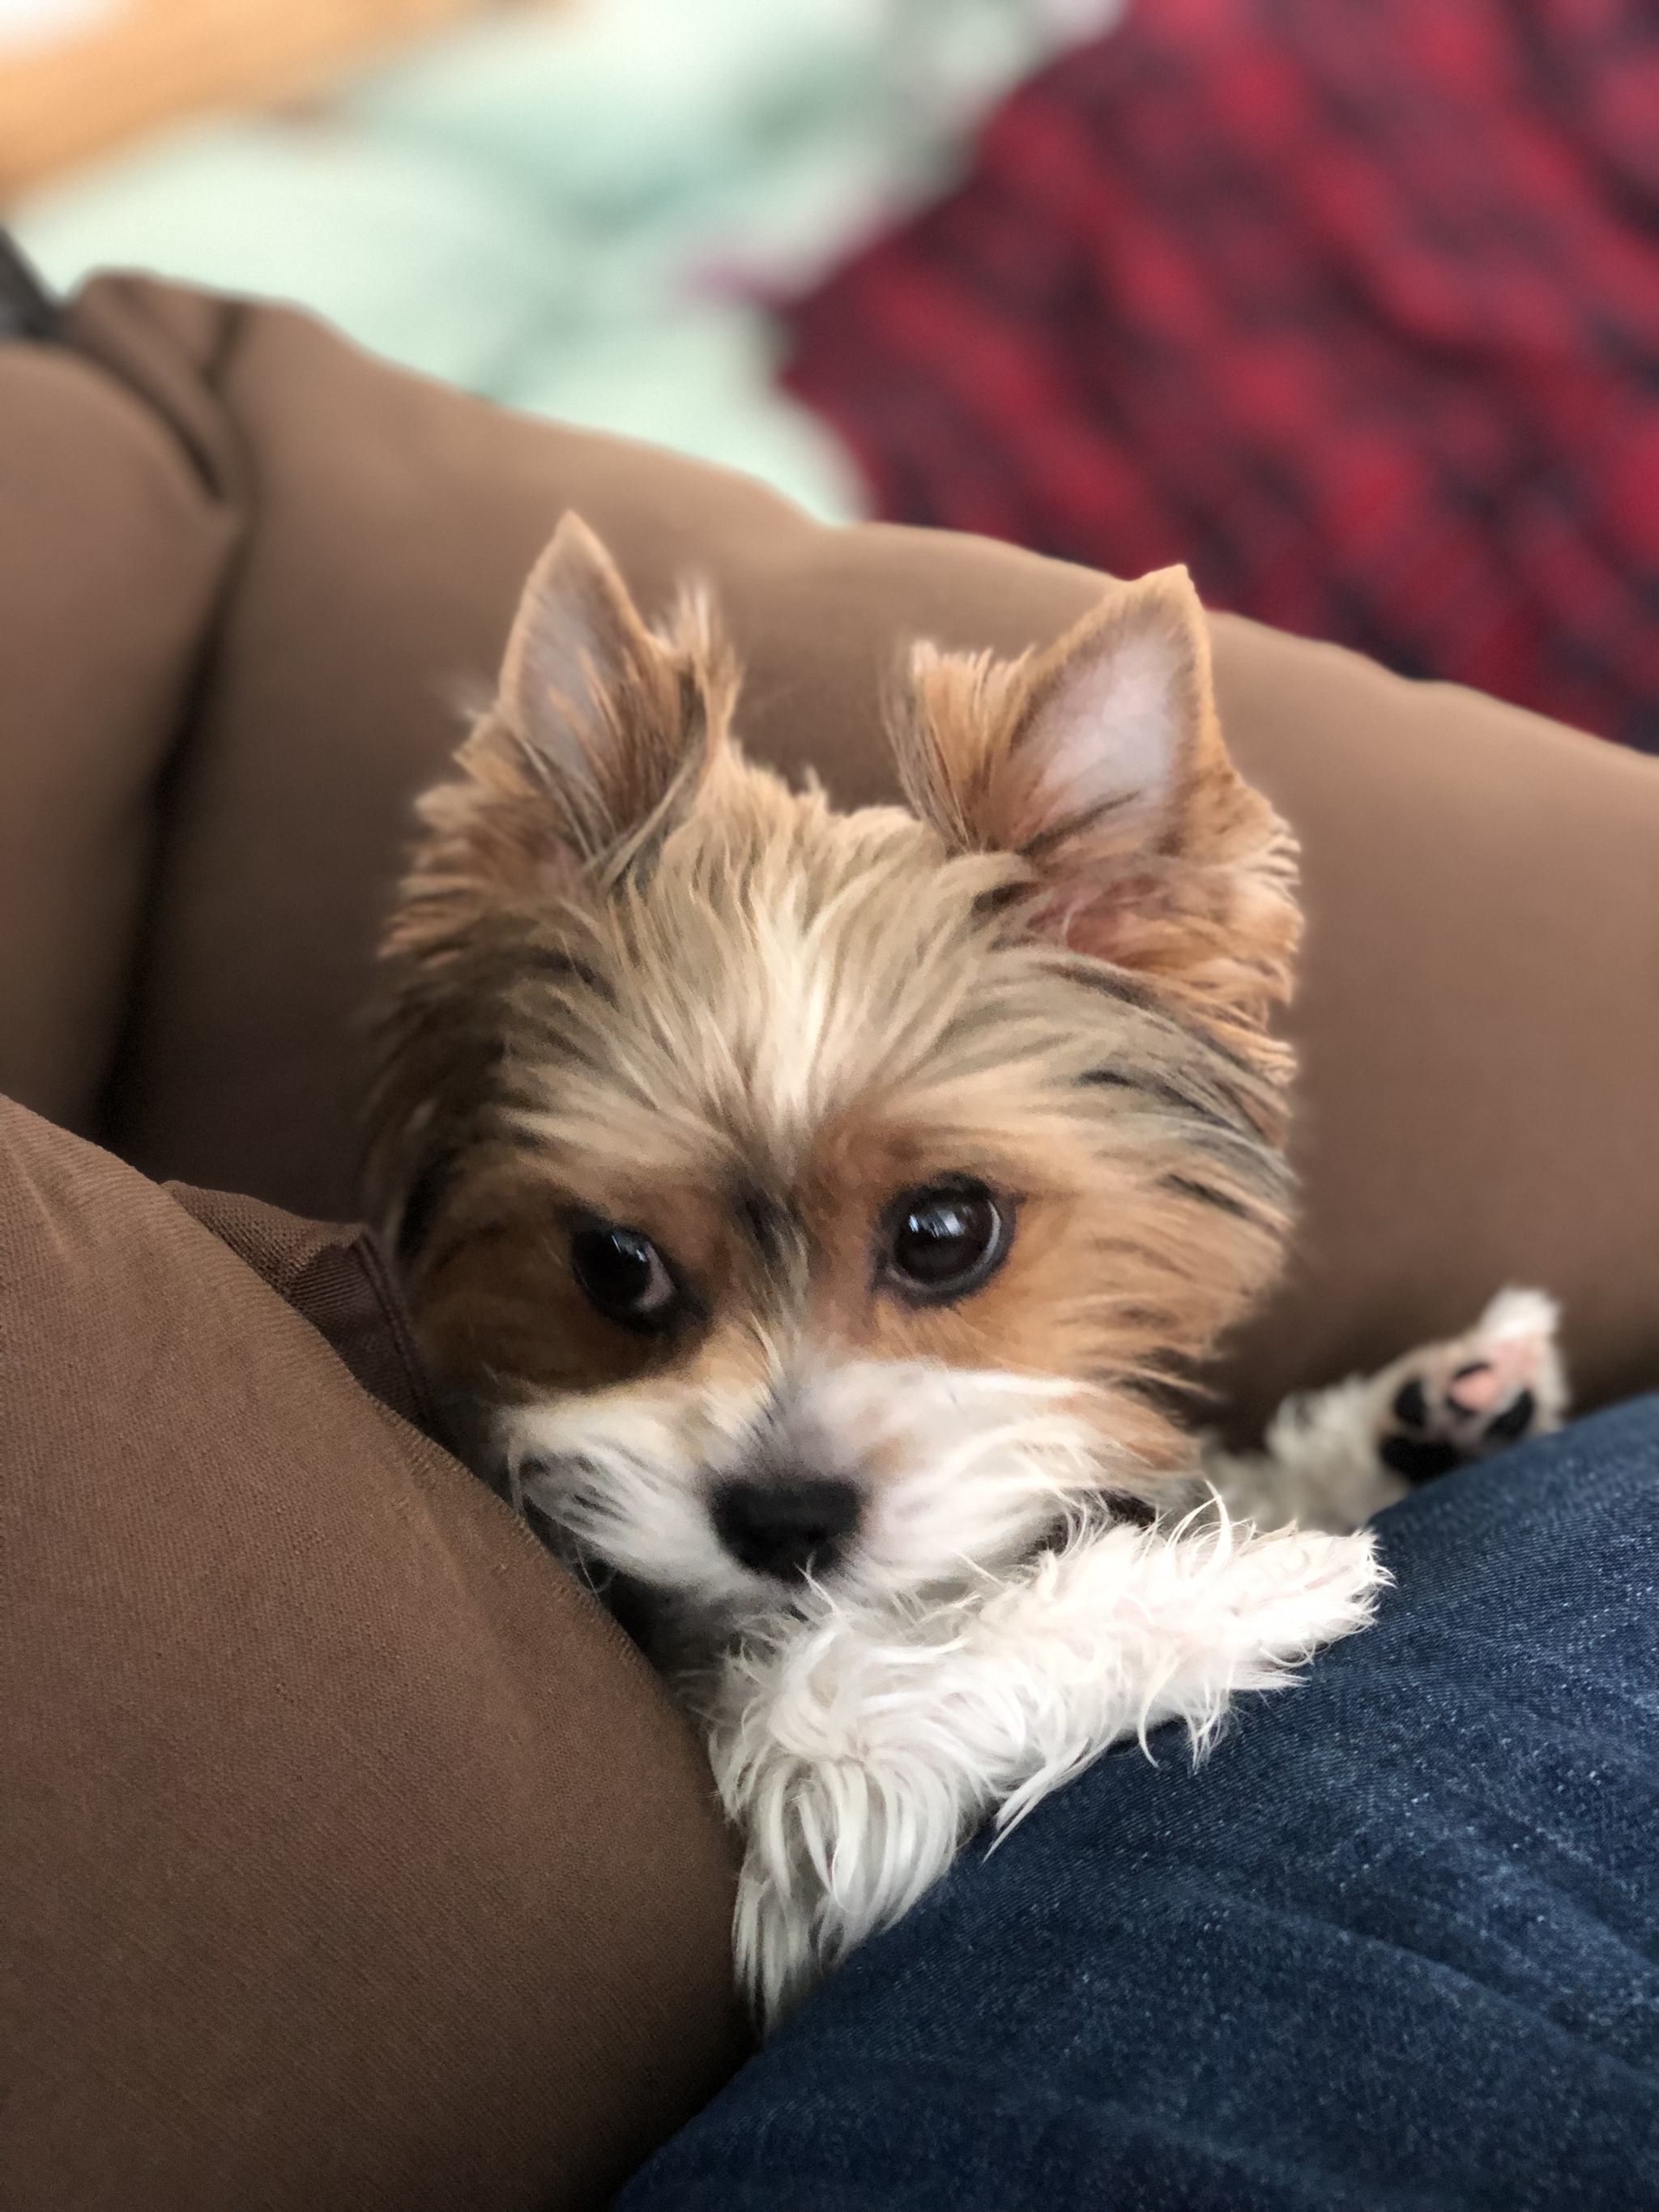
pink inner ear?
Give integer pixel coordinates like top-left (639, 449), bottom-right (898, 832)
top-left (505, 588), bottom-right (616, 795)
top-left (1023, 624), bottom-right (1188, 850)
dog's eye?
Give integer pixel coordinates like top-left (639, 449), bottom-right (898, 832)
top-left (883, 1178), bottom-right (1009, 1304)
top-left (570, 1222), bottom-right (678, 1331)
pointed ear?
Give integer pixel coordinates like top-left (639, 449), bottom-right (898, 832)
top-left (494, 512), bottom-right (735, 863)
top-left (386, 514), bottom-right (737, 953)
top-left (893, 567), bottom-right (1299, 1054)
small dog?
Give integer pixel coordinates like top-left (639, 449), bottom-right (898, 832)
top-left (366, 518), bottom-right (1559, 2026)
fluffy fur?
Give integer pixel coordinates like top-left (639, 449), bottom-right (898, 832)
top-left (367, 515), bottom-right (1388, 2028)
top-left (707, 1507), bottom-right (1383, 2021)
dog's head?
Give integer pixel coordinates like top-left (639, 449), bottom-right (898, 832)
top-left (368, 517), bottom-right (1299, 1648)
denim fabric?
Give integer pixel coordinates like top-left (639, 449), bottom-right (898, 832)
top-left (620, 1398), bottom-right (1659, 2211)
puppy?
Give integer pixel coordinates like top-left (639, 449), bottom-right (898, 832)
top-left (366, 516), bottom-right (1391, 2025)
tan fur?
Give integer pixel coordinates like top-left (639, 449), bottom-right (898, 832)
top-left (367, 516), bottom-right (1302, 1506)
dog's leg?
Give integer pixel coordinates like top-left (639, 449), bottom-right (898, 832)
top-left (706, 1510), bottom-right (1385, 2027)
top-left (1204, 1289), bottom-right (1567, 1534)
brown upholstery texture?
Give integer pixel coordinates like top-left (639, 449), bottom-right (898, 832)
top-left (166, 1179), bottom-right (445, 1438)
top-left (0, 325), bottom-right (237, 1135)
top-left (40, 273), bottom-right (1659, 1438)
top-left (0, 1097), bottom-right (747, 2212)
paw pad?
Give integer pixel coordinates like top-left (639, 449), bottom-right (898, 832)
top-left (1375, 1290), bottom-right (1564, 1487)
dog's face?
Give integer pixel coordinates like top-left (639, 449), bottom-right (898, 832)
top-left (369, 518), bottom-right (1299, 1652)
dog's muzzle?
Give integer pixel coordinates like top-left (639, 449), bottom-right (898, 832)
top-left (711, 1477), bottom-right (861, 1582)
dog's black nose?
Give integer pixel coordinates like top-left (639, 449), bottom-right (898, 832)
top-left (711, 1477), bottom-right (861, 1581)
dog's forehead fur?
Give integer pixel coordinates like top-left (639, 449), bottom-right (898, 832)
top-left (505, 771), bottom-right (1122, 1182)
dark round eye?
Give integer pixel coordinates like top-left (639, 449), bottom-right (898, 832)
top-left (883, 1178), bottom-right (1009, 1304)
top-left (570, 1221), bottom-right (678, 1332)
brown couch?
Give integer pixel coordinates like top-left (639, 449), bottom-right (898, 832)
top-left (3, 272), bottom-right (1657, 2212)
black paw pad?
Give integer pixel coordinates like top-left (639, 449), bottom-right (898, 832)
top-left (1391, 1378), bottom-right (1430, 1430)
top-left (1379, 1434), bottom-right (1466, 1485)
top-left (1483, 1387), bottom-right (1537, 1443)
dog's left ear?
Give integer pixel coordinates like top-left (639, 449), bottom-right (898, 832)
top-left (894, 567), bottom-right (1298, 1055)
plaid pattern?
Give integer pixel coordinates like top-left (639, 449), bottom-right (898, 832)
top-left (781, 0), bottom-right (1659, 750)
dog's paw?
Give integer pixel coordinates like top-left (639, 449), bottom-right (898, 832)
top-left (1374, 1288), bottom-right (1567, 1486)
top-left (709, 1617), bottom-right (986, 2032)
top-left (731, 1852), bottom-right (825, 2031)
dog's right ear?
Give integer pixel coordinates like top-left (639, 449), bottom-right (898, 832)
top-left (386, 514), bottom-right (737, 953)
top-left (893, 569), bottom-right (1298, 1072)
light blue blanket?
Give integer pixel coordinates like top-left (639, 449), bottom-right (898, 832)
top-left (15, 0), bottom-right (1120, 514)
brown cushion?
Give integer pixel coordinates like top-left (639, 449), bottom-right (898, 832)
top-left (165, 1179), bottom-right (445, 1438)
top-left (61, 273), bottom-right (1659, 1437)
top-left (0, 1097), bottom-right (746, 2210)
top-left (0, 313), bottom-right (237, 1134)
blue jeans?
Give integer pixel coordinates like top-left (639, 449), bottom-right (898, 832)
top-left (619, 1398), bottom-right (1659, 2210)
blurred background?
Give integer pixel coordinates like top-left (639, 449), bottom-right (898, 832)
top-left (5, 0), bottom-right (1657, 748)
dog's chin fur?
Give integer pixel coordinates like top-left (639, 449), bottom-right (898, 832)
top-left (368, 515), bottom-right (1386, 2031)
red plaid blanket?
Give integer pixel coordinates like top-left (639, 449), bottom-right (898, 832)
top-left (782, 0), bottom-right (1659, 749)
